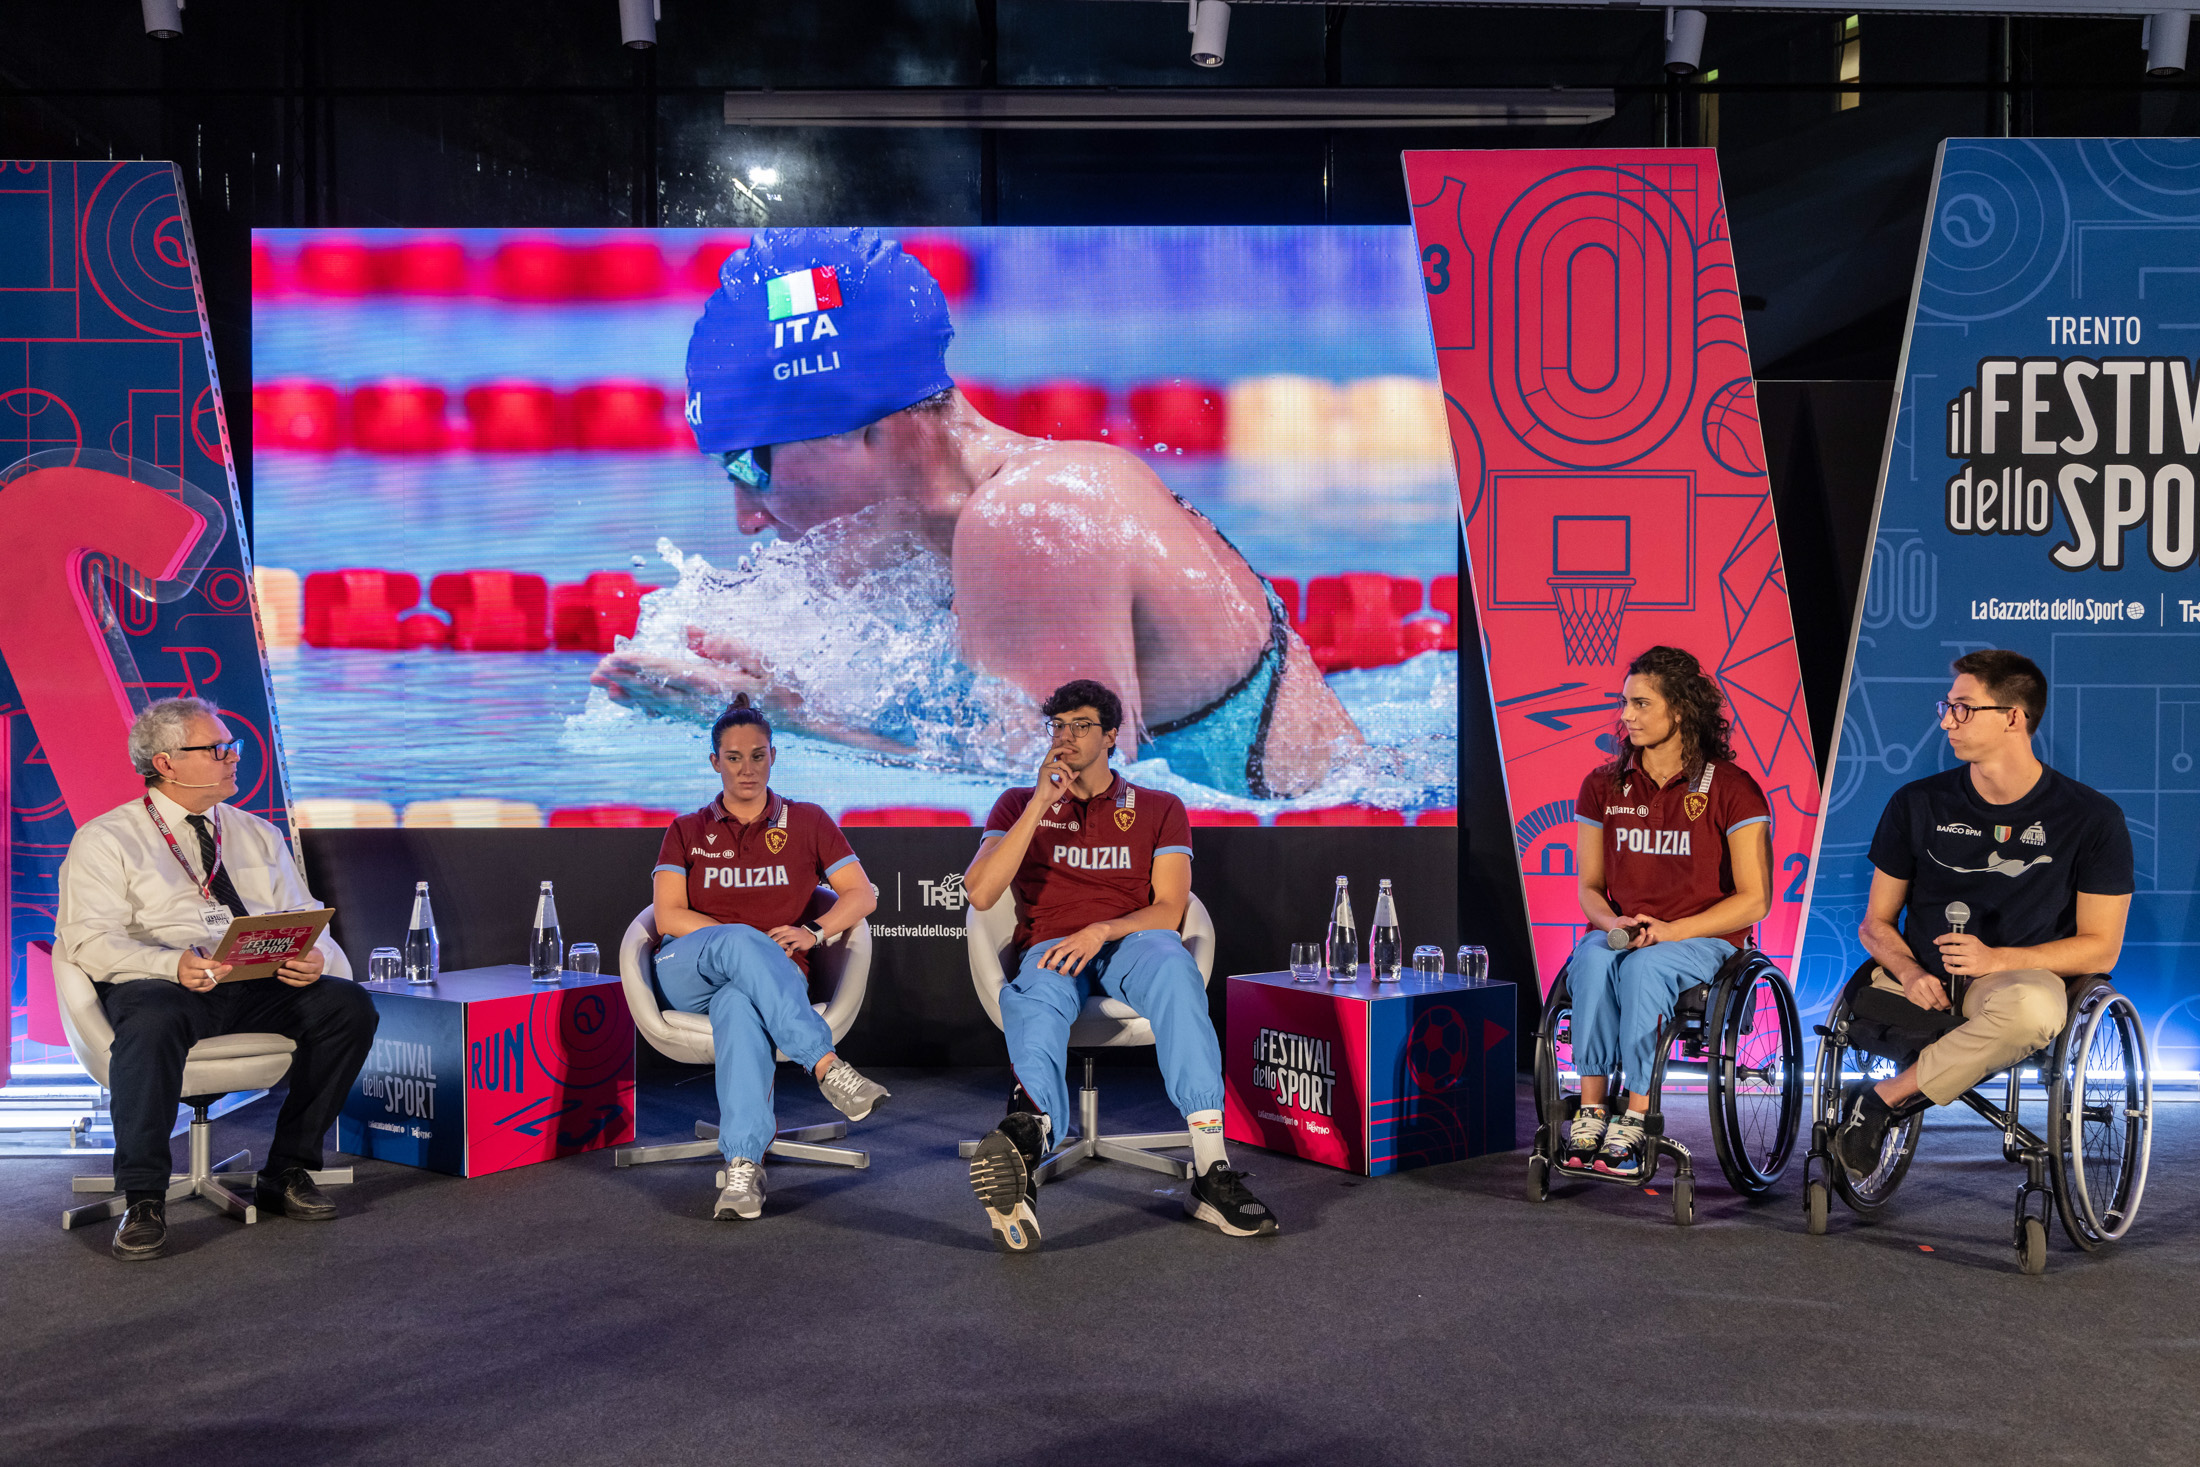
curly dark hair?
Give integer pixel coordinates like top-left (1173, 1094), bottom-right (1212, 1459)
top-left (1041, 678), bottom-right (1124, 733)
top-left (1607, 645), bottom-right (1735, 778)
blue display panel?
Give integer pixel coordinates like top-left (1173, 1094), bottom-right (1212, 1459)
top-left (249, 227), bottom-right (1461, 826)
top-left (1807, 140), bottom-right (2200, 1078)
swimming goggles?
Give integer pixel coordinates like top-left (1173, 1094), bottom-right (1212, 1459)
top-left (721, 445), bottom-right (773, 492)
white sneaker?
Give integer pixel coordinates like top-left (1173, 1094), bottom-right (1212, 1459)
top-left (713, 1157), bottom-right (766, 1220)
top-left (818, 1060), bottom-right (890, 1123)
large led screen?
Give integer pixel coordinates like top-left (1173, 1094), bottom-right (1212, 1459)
top-left (250, 228), bottom-right (1460, 827)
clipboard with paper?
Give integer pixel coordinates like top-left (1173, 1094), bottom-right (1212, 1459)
top-left (205, 909), bottom-right (336, 982)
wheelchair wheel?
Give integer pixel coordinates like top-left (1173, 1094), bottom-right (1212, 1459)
top-left (1813, 999), bottom-right (1923, 1215)
top-left (1671, 1173), bottom-right (1695, 1227)
top-left (1706, 956), bottom-right (1803, 1196)
top-left (2018, 1215), bottom-right (2049, 1276)
top-left (1527, 1154), bottom-right (1551, 1203)
top-left (2047, 980), bottom-right (2152, 1251)
top-left (1532, 972), bottom-right (1576, 1131)
top-left (1805, 1179), bottom-right (1829, 1235)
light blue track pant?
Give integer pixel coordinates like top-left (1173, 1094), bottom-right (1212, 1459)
top-left (1003, 929), bottom-right (1223, 1139)
top-left (654, 925), bottom-right (835, 1165)
top-left (1565, 931), bottom-right (1734, 1101)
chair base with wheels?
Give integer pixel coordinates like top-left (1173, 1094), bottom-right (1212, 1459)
top-left (1527, 944), bottom-right (1804, 1227)
top-left (61, 1094), bottom-right (355, 1231)
top-left (955, 1056), bottom-right (1194, 1183)
top-left (615, 1118), bottom-right (866, 1171)
top-left (1800, 960), bottom-right (2152, 1275)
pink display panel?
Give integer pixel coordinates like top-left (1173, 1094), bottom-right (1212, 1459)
top-left (1404, 151), bottom-right (1819, 987)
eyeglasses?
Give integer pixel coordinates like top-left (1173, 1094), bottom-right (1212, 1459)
top-left (1043, 718), bottom-right (1104, 738)
top-left (1936, 700), bottom-right (2015, 726)
top-left (721, 445), bottom-right (773, 493)
top-left (174, 740), bottom-right (243, 759)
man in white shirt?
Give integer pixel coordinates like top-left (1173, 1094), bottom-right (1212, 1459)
top-left (57, 697), bottom-right (376, 1261)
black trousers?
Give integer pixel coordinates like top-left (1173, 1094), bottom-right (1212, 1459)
top-left (99, 976), bottom-right (380, 1193)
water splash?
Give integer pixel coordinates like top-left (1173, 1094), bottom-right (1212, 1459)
top-left (568, 514), bottom-right (1042, 773)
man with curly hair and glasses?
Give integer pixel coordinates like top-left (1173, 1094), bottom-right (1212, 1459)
top-left (1833, 649), bottom-right (2132, 1174)
top-left (1560, 646), bottom-right (1774, 1178)
top-left (958, 678), bottom-right (1279, 1253)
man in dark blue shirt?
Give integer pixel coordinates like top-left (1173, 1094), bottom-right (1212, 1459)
top-left (1837, 649), bottom-right (2134, 1172)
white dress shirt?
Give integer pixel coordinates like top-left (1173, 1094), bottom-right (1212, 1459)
top-left (56, 787), bottom-right (352, 985)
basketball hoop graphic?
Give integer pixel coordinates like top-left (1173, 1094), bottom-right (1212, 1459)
top-left (1547, 514), bottom-right (1634, 665)
top-left (1549, 575), bottom-right (1636, 665)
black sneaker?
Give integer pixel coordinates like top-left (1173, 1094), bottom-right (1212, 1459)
top-left (1185, 1161), bottom-right (1280, 1237)
top-left (1835, 1083), bottom-right (1922, 1175)
top-left (970, 1112), bottom-right (1048, 1255)
top-left (112, 1199), bottom-right (167, 1262)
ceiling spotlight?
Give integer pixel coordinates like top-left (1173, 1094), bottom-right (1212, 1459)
top-left (2146, 12), bottom-right (2190, 76)
top-left (1190, 0), bottom-right (1230, 69)
top-left (1664, 8), bottom-right (1707, 76)
top-left (619, 0), bottom-right (659, 50)
top-left (142, 0), bottom-right (182, 39)
top-left (747, 166), bottom-right (781, 187)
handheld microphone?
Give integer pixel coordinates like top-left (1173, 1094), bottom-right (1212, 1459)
top-left (162, 777), bottom-right (229, 788)
top-left (1944, 901), bottom-right (1971, 935)
top-left (1606, 923), bottom-right (1641, 950)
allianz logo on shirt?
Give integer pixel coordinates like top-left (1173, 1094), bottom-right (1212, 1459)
top-left (1039, 818), bottom-right (1081, 830)
top-left (1604, 804), bottom-right (1650, 817)
top-left (1054, 845), bottom-right (1132, 871)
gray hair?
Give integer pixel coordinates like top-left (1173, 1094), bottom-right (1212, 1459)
top-left (129, 697), bottom-right (222, 784)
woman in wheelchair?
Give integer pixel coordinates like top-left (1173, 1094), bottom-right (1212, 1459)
top-left (1832, 651), bottom-right (2135, 1178)
top-left (1563, 646), bottom-right (1773, 1178)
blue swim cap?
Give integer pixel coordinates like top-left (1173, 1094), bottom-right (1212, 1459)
top-left (684, 228), bottom-right (956, 455)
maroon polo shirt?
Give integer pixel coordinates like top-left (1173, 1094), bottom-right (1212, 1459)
top-left (1574, 758), bottom-right (1771, 948)
top-left (654, 791), bottom-right (859, 974)
top-left (982, 773), bottom-right (1194, 951)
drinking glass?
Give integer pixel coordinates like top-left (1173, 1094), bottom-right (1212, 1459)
top-left (367, 947), bottom-right (403, 985)
top-left (1457, 945), bottom-right (1490, 984)
top-left (1288, 942), bottom-right (1322, 983)
top-left (567, 941), bottom-right (601, 977)
top-left (1411, 945), bottom-right (1445, 981)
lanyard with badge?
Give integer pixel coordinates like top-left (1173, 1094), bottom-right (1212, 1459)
top-left (142, 794), bottom-right (238, 942)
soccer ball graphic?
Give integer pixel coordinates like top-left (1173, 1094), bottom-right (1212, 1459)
top-left (1407, 1007), bottom-right (1471, 1093)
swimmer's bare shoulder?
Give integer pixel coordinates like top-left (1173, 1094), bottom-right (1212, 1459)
top-left (953, 437), bottom-right (1208, 572)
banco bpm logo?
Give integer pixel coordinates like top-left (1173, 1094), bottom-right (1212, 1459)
top-left (916, 871), bottom-right (966, 910)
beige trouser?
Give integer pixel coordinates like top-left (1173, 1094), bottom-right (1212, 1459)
top-left (1868, 966), bottom-right (2068, 1105)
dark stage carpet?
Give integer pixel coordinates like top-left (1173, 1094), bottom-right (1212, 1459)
top-left (3, 1068), bottom-right (2196, 1466)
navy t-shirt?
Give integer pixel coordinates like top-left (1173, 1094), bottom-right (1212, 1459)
top-left (1867, 764), bottom-right (2134, 981)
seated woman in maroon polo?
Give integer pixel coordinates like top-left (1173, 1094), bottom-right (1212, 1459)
top-left (649, 698), bottom-right (887, 1221)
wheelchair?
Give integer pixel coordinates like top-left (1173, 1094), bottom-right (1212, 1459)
top-left (1528, 944), bottom-right (1804, 1225)
top-left (1800, 960), bottom-right (2153, 1276)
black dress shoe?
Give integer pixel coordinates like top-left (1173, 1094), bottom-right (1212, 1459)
top-left (113, 1200), bottom-right (168, 1261)
top-left (254, 1167), bottom-right (338, 1221)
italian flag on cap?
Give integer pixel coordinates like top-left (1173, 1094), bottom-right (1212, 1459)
top-left (766, 266), bottom-right (843, 321)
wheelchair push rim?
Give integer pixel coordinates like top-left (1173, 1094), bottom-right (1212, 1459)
top-left (1706, 958), bottom-right (1803, 1197)
top-left (2049, 983), bottom-right (2152, 1250)
top-left (1812, 1007), bottom-right (1922, 1215)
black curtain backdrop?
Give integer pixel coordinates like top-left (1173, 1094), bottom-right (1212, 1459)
top-left (304, 825), bottom-right (1462, 1069)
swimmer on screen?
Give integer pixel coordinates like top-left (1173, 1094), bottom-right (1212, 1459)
top-left (589, 228), bottom-right (1362, 798)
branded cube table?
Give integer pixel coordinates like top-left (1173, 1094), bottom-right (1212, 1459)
top-left (1224, 967), bottom-right (1516, 1176)
top-left (339, 965), bottom-right (636, 1177)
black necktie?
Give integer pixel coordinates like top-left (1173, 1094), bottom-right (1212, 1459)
top-left (185, 814), bottom-right (250, 919)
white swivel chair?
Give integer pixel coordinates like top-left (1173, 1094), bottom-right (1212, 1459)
top-left (613, 887), bottom-right (874, 1172)
top-left (51, 949), bottom-right (354, 1231)
top-left (958, 892), bottom-right (1216, 1184)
